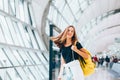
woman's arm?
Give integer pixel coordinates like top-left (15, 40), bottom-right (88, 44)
top-left (76, 48), bottom-right (88, 59)
top-left (71, 46), bottom-right (89, 59)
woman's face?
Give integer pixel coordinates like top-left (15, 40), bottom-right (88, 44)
top-left (66, 27), bottom-right (74, 39)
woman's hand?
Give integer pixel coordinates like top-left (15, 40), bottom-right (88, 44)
top-left (71, 45), bottom-right (78, 52)
top-left (71, 45), bottom-right (89, 59)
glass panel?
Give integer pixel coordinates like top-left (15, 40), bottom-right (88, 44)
top-left (6, 17), bottom-right (20, 45)
top-left (0, 23), bottom-right (6, 43)
top-left (38, 65), bottom-right (49, 78)
top-left (36, 51), bottom-right (48, 65)
top-left (45, 20), bottom-right (50, 35)
top-left (89, 0), bottom-right (94, 4)
top-left (91, 18), bottom-right (96, 26)
top-left (86, 23), bottom-right (91, 32)
top-left (62, 5), bottom-right (74, 24)
top-left (97, 16), bottom-right (102, 24)
top-left (25, 51), bottom-right (36, 65)
top-left (34, 31), bottom-right (47, 51)
top-left (17, 50), bottom-right (28, 65)
top-left (9, 0), bottom-right (16, 15)
top-left (57, 16), bottom-right (62, 28)
top-left (24, 26), bottom-right (33, 48)
top-left (102, 13), bottom-right (108, 18)
top-left (0, 48), bottom-right (12, 67)
top-left (42, 51), bottom-right (49, 63)
top-left (12, 49), bottom-right (24, 65)
top-left (23, 66), bottom-right (36, 80)
top-left (67, 0), bottom-right (74, 4)
top-left (60, 18), bottom-right (68, 29)
top-left (0, 0), bottom-right (3, 10)
top-left (29, 66), bottom-right (43, 80)
top-left (15, 0), bottom-right (20, 19)
top-left (28, 51), bottom-right (40, 64)
top-left (68, 0), bottom-right (79, 16)
top-left (55, 14), bottom-right (61, 25)
top-left (4, 0), bottom-right (9, 13)
top-left (52, 10), bottom-right (58, 24)
top-left (0, 0), bottom-right (49, 79)
top-left (53, 0), bottom-right (65, 11)
top-left (24, 51), bottom-right (35, 65)
top-left (0, 15), bottom-right (13, 44)
top-left (81, 1), bottom-right (88, 11)
top-left (108, 10), bottom-right (115, 15)
top-left (19, 0), bottom-right (25, 21)
top-left (27, 27), bottom-right (38, 49)
top-left (79, 0), bottom-right (86, 3)
top-left (17, 22), bottom-right (31, 48)
top-left (23, 0), bottom-right (30, 24)
top-left (3, 48), bottom-right (19, 66)
top-left (6, 71), bottom-right (11, 80)
top-left (47, 6), bottom-right (54, 20)
top-left (28, 4), bottom-right (36, 27)
top-left (0, 68), bottom-right (8, 80)
top-left (7, 68), bottom-right (22, 80)
top-left (0, 60), bottom-right (2, 67)
top-left (13, 22), bottom-right (25, 47)
top-left (16, 67), bottom-right (27, 80)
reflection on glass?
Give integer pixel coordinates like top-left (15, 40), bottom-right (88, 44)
top-left (0, 0), bottom-right (48, 80)
top-left (0, 15), bottom-right (13, 44)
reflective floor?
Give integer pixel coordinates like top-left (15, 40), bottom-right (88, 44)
top-left (53, 67), bottom-right (120, 80)
top-left (85, 67), bottom-right (120, 80)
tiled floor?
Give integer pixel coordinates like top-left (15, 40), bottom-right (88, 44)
top-left (85, 67), bottom-right (120, 80)
top-left (53, 67), bottom-right (120, 80)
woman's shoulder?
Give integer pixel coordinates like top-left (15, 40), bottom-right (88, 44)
top-left (76, 41), bottom-right (83, 48)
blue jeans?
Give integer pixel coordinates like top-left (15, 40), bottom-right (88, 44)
top-left (62, 67), bottom-right (73, 80)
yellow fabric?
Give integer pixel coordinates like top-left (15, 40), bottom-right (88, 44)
top-left (79, 50), bottom-right (95, 76)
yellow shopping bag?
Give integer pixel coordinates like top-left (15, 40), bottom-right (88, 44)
top-left (79, 49), bottom-right (96, 76)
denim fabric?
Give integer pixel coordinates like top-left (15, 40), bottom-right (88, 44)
top-left (62, 67), bottom-right (73, 80)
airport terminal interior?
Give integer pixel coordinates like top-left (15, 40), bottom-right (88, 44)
top-left (0, 0), bottom-right (120, 80)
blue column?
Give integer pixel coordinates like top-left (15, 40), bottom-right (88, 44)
top-left (49, 24), bottom-right (54, 80)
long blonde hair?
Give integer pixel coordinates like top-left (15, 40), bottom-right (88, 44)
top-left (51, 25), bottom-right (78, 48)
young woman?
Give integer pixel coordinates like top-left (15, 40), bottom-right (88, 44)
top-left (51, 25), bottom-right (88, 80)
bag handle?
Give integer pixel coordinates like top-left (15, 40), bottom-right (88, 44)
top-left (71, 41), bottom-right (77, 60)
top-left (72, 51), bottom-right (75, 60)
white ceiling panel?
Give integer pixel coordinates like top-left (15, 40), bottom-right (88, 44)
top-left (89, 33), bottom-right (120, 55)
top-left (77, 0), bottom-right (120, 27)
top-left (84, 13), bottom-right (120, 54)
top-left (87, 13), bottom-right (120, 37)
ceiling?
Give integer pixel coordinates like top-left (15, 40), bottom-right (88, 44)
top-left (31, 0), bottom-right (120, 56)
